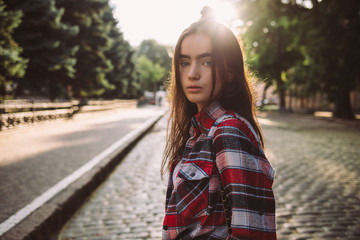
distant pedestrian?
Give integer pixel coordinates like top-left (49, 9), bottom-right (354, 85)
top-left (161, 6), bottom-right (276, 240)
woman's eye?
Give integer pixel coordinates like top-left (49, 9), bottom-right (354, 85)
top-left (204, 60), bottom-right (212, 66)
top-left (180, 61), bottom-right (189, 67)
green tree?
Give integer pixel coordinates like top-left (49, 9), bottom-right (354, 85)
top-left (301, 0), bottom-right (360, 119)
top-left (238, 0), bottom-right (360, 118)
top-left (136, 55), bottom-right (166, 93)
top-left (136, 39), bottom-right (171, 77)
top-left (4, 0), bottom-right (78, 99)
top-left (102, 6), bottom-right (139, 99)
top-left (239, 0), bottom-right (303, 111)
top-left (57, 0), bottom-right (113, 98)
top-left (0, 0), bottom-right (27, 100)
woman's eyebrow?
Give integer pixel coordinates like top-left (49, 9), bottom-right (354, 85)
top-left (196, 52), bottom-right (212, 59)
top-left (179, 52), bottom-right (212, 60)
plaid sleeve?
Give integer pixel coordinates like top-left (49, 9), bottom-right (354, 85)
top-left (213, 118), bottom-right (276, 240)
top-left (164, 170), bottom-right (173, 211)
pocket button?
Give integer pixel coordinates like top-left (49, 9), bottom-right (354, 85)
top-left (258, 208), bottom-right (264, 215)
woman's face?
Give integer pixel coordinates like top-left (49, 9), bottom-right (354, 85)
top-left (179, 32), bottom-right (222, 111)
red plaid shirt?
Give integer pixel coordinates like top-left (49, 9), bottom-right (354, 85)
top-left (163, 102), bottom-right (276, 239)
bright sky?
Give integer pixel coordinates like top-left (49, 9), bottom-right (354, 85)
top-left (110, 0), bottom-right (237, 47)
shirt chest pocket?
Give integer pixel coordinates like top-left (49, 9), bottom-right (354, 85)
top-left (175, 162), bottom-right (213, 217)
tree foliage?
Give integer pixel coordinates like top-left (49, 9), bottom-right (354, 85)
top-left (239, 0), bottom-right (304, 111)
top-left (57, 0), bottom-right (113, 98)
top-left (136, 39), bottom-right (171, 76)
top-left (0, 0), bottom-right (140, 100)
top-left (134, 39), bottom-right (171, 94)
top-left (238, 0), bottom-right (360, 119)
top-left (102, 7), bottom-right (138, 99)
top-left (4, 0), bottom-right (79, 99)
top-left (136, 55), bottom-right (166, 92)
top-left (0, 0), bottom-right (28, 100)
top-left (302, 0), bottom-right (360, 119)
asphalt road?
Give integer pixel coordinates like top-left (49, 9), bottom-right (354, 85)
top-left (0, 106), bottom-right (165, 224)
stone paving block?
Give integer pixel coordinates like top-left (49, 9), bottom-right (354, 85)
top-left (296, 227), bottom-right (318, 234)
top-left (315, 231), bottom-right (346, 239)
top-left (289, 233), bottom-right (314, 240)
top-left (282, 222), bottom-right (303, 230)
top-left (150, 230), bottom-right (162, 238)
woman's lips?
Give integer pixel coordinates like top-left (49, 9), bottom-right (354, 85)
top-left (187, 85), bottom-right (202, 93)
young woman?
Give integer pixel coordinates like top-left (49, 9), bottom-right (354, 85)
top-left (162, 7), bottom-right (276, 240)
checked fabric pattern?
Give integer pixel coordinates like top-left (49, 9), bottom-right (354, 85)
top-left (163, 101), bottom-right (276, 240)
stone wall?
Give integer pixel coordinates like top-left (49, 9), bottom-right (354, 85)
top-left (0, 99), bottom-right (138, 131)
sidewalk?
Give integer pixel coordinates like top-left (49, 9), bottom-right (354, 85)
top-left (58, 113), bottom-right (360, 240)
top-left (58, 114), bottom-right (168, 240)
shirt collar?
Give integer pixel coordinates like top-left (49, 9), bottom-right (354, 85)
top-left (191, 101), bottom-right (227, 135)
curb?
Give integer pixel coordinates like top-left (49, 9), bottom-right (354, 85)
top-left (0, 112), bottom-right (165, 240)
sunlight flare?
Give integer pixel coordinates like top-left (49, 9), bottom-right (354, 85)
top-left (110, 0), bottom-right (238, 46)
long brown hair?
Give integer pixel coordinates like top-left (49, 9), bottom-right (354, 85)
top-left (162, 10), bottom-right (264, 176)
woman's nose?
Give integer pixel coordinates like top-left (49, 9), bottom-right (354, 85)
top-left (188, 64), bottom-right (200, 80)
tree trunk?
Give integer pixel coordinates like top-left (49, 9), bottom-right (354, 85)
top-left (0, 80), bottom-right (5, 101)
top-left (275, 36), bottom-right (286, 112)
top-left (278, 82), bottom-right (286, 112)
top-left (153, 81), bottom-right (157, 104)
top-left (275, 71), bottom-right (286, 112)
top-left (288, 87), bottom-right (293, 112)
top-left (333, 90), bottom-right (354, 119)
top-left (261, 82), bottom-right (271, 107)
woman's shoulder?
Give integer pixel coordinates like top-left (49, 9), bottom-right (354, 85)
top-left (213, 111), bottom-right (262, 149)
top-left (213, 111), bottom-right (251, 133)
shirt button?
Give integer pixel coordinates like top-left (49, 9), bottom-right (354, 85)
top-left (190, 172), bottom-right (195, 177)
top-left (258, 208), bottom-right (264, 215)
top-left (163, 225), bottom-right (168, 230)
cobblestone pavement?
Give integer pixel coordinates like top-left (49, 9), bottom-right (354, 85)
top-left (262, 113), bottom-right (360, 240)
top-left (58, 113), bottom-right (360, 240)
top-left (58, 113), bottom-right (168, 240)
